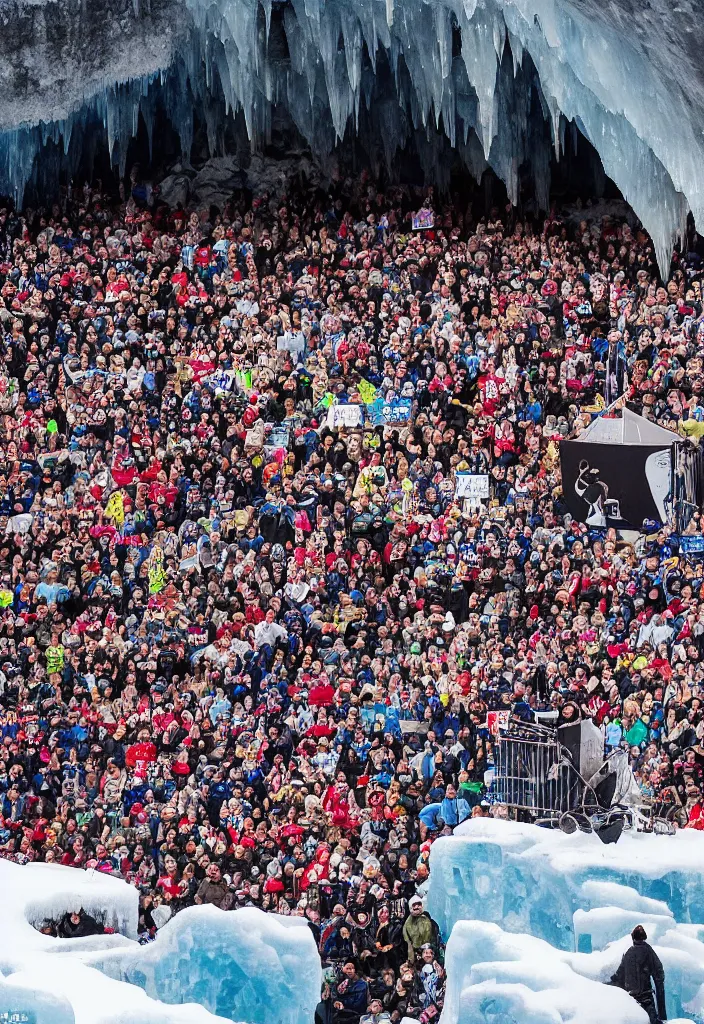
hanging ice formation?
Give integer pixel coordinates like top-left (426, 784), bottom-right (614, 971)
top-left (1, 0), bottom-right (702, 273)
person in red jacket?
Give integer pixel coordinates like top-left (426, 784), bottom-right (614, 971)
top-left (685, 786), bottom-right (704, 829)
top-left (308, 677), bottom-right (335, 707)
top-left (124, 729), bottom-right (157, 778)
top-left (323, 780), bottom-right (360, 830)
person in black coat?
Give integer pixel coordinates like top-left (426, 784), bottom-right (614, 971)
top-left (57, 909), bottom-right (104, 939)
top-left (610, 925), bottom-right (666, 1023)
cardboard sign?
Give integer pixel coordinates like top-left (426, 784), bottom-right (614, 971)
top-left (487, 710), bottom-right (510, 735)
top-left (400, 720), bottom-right (430, 735)
top-left (411, 207), bottom-right (435, 231)
top-left (366, 396), bottom-right (413, 426)
top-left (204, 368), bottom-right (236, 394)
top-left (244, 423), bottom-right (266, 449)
top-left (266, 425), bottom-right (291, 449)
top-left (276, 331), bottom-right (306, 356)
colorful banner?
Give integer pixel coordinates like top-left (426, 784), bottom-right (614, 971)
top-left (367, 396), bottom-right (413, 426)
top-left (411, 207), bottom-right (434, 230)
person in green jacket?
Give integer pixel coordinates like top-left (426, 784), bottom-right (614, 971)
top-left (402, 895), bottom-right (438, 963)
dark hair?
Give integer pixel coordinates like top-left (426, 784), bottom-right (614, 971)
top-left (632, 925), bottom-right (647, 942)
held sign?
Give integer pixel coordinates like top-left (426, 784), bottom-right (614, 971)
top-left (487, 710), bottom-right (510, 735)
top-left (327, 404), bottom-right (364, 429)
top-left (455, 473), bottom-right (490, 501)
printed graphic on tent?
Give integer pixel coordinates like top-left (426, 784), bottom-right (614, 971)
top-left (559, 410), bottom-right (678, 530)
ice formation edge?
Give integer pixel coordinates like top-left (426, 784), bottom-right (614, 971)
top-left (0, 0), bottom-right (701, 275)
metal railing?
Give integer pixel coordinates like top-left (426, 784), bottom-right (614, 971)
top-left (493, 729), bottom-right (580, 816)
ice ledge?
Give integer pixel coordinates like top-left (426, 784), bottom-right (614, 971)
top-left (440, 919), bottom-right (699, 1024)
top-left (430, 819), bottom-right (704, 1021)
top-left (0, 859), bottom-right (321, 1024)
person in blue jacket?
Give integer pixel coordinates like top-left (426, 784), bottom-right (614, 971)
top-left (419, 784), bottom-right (471, 832)
top-left (332, 960), bottom-right (369, 1024)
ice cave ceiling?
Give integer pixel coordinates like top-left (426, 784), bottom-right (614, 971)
top-left (0, 0), bottom-right (702, 272)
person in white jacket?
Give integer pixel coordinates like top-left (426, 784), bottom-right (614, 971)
top-left (254, 608), bottom-right (288, 649)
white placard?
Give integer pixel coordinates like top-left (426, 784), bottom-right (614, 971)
top-left (455, 473), bottom-right (490, 500)
top-left (276, 331), bottom-right (306, 356)
top-left (327, 404), bottom-right (364, 429)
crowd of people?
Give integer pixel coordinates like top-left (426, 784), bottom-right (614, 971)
top-left (0, 168), bottom-right (703, 1024)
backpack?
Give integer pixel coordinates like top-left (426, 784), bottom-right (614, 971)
top-left (351, 512), bottom-right (375, 535)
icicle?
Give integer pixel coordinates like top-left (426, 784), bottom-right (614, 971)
top-left (261, 0), bottom-right (272, 41)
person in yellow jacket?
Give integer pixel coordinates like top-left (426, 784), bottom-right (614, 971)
top-left (45, 634), bottom-right (65, 676)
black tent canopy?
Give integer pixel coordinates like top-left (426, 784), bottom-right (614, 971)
top-left (560, 409), bottom-right (702, 532)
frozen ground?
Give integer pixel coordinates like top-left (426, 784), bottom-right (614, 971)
top-left (0, 0), bottom-right (701, 273)
top-left (0, 859), bottom-right (321, 1024)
